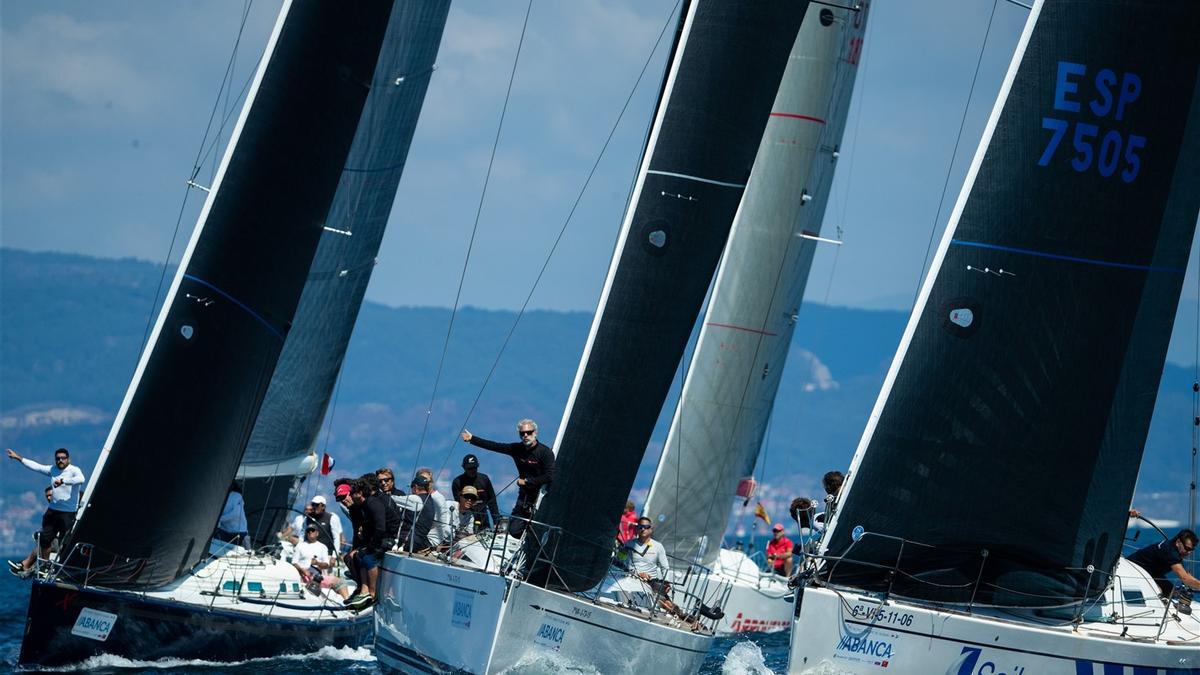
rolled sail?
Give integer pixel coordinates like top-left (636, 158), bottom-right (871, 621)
top-left (823, 0), bottom-right (1200, 606)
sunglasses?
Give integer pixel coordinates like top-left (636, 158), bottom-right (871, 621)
top-left (462, 495), bottom-right (478, 501)
top-left (55, 457), bottom-right (69, 462)
top-left (379, 477), bottom-right (393, 483)
top-left (519, 429), bottom-right (536, 436)
top-left (636, 524), bottom-right (652, 530)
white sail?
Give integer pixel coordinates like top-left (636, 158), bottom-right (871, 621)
top-left (644, 1), bottom-right (870, 567)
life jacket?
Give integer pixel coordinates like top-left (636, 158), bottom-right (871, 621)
top-left (400, 494), bottom-right (437, 551)
top-left (308, 511), bottom-right (336, 554)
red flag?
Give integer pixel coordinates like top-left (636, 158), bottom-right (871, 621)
top-left (754, 502), bottom-right (770, 526)
top-left (321, 453), bottom-right (335, 476)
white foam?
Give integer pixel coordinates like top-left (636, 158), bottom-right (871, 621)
top-left (33, 644), bottom-right (375, 671)
top-left (721, 641), bottom-right (774, 675)
top-left (497, 649), bottom-right (604, 675)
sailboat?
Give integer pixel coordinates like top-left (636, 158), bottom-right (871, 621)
top-left (373, 2), bottom-right (808, 672)
top-left (643, 0), bottom-right (869, 636)
top-left (17, 0), bottom-right (449, 667)
top-left (788, 0), bottom-right (1200, 672)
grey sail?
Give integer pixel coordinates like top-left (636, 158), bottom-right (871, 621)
top-left (528, 1), bottom-right (810, 593)
top-left (58, 0), bottom-right (400, 589)
top-left (644, 0), bottom-right (869, 567)
top-left (238, 0), bottom-right (451, 545)
top-left (822, 0), bottom-right (1200, 606)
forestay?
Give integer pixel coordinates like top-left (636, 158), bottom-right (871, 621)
top-left (61, 0), bottom-right (398, 589)
top-left (644, 0), bottom-right (869, 567)
top-left (823, 0), bottom-right (1200, 606)
top-left (530, 0), bottom-right (810, 593)
top-left (239, 0), bottom-right (451, 546)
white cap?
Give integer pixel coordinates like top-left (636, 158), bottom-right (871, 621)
top-left (311, 495), bottom-right (327, 505)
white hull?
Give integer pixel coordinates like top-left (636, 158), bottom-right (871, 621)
top-left (704, 548), bottom-right (791, 635)
top-left (376, 552), bottom-right (713, 673)
top-left (788, 560), bottom-right (1200, 674)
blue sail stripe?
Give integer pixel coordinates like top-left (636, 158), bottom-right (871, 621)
top-left (950, 239), bottom-right (1186, 274)
top-left (182, 274), bottom-right (285, 341)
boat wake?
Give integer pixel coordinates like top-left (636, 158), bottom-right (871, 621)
top-left (26, 645), bottom-right (376, 672)
top-left (496, 650), bottom-right (604, 675)
top-left (720, 641), bottom-right (773, 674)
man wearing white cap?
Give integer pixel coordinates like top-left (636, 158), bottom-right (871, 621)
top-left (307, 495), bottom-right (343, 556)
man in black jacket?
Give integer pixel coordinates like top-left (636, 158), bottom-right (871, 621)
top-left (451, 454), bottom-right (501, 530)
top-left (461, 418), bottom-right (554, 536)
top-left (347, 475), bottom-right (403, 609)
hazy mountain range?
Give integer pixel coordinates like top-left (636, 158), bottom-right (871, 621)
top-left (1, 248), bottom-right (1195, 554)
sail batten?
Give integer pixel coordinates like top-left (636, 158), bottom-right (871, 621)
top-left (822, 0), bottom-right (1200, 606)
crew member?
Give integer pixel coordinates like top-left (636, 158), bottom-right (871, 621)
top-left (461, 419), bottom-right (555, 536)
top-left (7, 447), bottom-right (85, 577)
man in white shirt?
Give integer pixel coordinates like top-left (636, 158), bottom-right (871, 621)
top-left (291, 524), bottom-right (351, 601)
top-left (7, 447), bottom-right (86, 577)
top-left (616, 517), bottom-right (683, 615)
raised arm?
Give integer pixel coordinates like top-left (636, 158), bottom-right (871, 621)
top-left (462, 430), bottom-right (515, 456)
top-left (59, 466), bottom-right (85, 485)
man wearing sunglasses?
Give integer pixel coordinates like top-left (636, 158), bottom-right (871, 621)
top-left (7, 447), bottom-right (85, 577)
top-left (461, 419), bottom-right (555, 537)
top-left (1128, 528), bottom-right (1200, 599)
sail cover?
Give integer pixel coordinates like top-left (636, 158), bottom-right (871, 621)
top-left (61, 0), bottom-right (398, 589)
top-left (823, 0), bottom-right (1200, 606)
top-left (530, 1), bottom-right (809, 593)
top-left (239, 0), bottom-right (451, 545)
top-left (644, 0), bottom-right (869, 567)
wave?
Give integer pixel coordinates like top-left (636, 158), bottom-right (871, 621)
top-left (24, 645), bottom-right (376, 672)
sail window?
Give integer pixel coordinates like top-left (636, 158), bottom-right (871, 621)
top-left (180, 324), bottom-right (194, 340)
top-left (640, 221), bottom-right (672, 256)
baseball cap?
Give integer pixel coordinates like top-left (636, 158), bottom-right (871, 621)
top-left (460, 485), bottom-right (479, 497)
top-left (411, 474), bottom-right (431, 488)
top-left (772, 523), bottom-right (784, 532)
top-left (335, 484), bottom-right (351, 498)
top-left (310, 495), bottom-right (326, 505)
top-left (462, 454), bottom-right (479, 469)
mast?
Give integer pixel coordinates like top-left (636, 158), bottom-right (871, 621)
top-left (60, 0), bottom-right (399, 589)
top-left (528, 0), bottom-right (810, 593)
top-left (822, 0), bottom-right (1200, 606)
top-left (238, 0), bottom-right (451, 546)
top-left (644, 0), bottom-right (869, 566)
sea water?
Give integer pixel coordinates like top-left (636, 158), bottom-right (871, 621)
top-left (0, 572), bottom-right (846, 674)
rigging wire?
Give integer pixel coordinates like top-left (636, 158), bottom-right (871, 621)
top-left (1192, 248), bottom-right (1199, 574)
top-left (412, 0), bottom-right (535, 475)
top-left (427, 0), bottom-right (683, 481)
top-left (139, 0), bottom-right (258, 352)
top-left (908, 0), bottom-right (1001, 312)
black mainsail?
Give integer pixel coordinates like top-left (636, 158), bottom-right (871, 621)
top-left (238, 0), bottom-right (451, 546)
top-left (60, 0), bottom-right (399, 589)
top-left (823, 0), bottom-right (1200, 606)
top-left (529, 1), bottom-right (809, 593)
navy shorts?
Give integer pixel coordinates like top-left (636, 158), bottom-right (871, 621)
top-left (39, 509), bottom-right (75, 547)
top-left (359, 551), bottom-right (380, 570)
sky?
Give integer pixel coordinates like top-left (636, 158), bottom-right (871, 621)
top-left (2, 0), bottom-right (1198, 363)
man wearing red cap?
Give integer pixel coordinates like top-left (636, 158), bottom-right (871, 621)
top-left (766, 523), bottom-right (794, 578)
